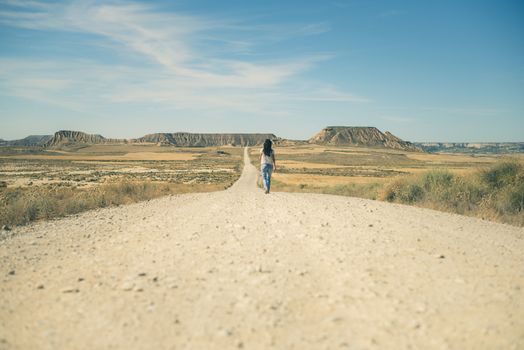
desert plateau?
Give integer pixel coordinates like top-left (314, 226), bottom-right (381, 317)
top-left (1, 1), bottom-right (523, 348)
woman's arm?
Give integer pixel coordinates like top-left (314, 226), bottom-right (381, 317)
top-left (272, 153), bottom-right (276, 171)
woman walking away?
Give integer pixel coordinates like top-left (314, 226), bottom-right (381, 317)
top-left (260, 139), bottom-right (276, 194)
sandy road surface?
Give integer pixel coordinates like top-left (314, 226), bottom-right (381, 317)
top-left (1, 148), bottom-right (523, 350)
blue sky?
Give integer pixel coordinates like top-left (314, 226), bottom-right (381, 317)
top-left (0, 0), bottom-right (523, 142)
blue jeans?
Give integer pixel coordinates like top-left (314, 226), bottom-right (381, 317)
top-left (261, 164), bottom-right (273, 192)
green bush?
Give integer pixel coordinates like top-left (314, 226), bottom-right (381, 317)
top-left (382, 178), bottom-right (423, 203)
top-left (381, 161), bottom-right (523, 225)
top-left (481, 162), bottom-right (522, 189)
top-left (422, 170), bottom-right (454, 191)
top-left (0, 181), bottom-right (224, 228)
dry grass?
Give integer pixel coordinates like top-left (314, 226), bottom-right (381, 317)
top-left (273, 173), bottom-right (387, 186)
top-left (0, 151), bottom-right (197, 161)
top-left (0, 180), bottom-right (231, 228)
top-left (0, 145), bottom-right (243, 228)
top-left (381, 162), bottom-right (524, 226)
top-left (271, 178), bottom-right (381, 200)
top-left (251, 145), bottom-right (524, 226)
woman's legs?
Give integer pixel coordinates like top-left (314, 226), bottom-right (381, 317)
top-left (262, 164), bottom-right (273, 193)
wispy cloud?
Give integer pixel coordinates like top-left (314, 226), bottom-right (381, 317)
top-left (381, 115), bottom-right (417, 123)
top-left (0, 0), bottom-right (366, 116)
top-left (421, 106), bottom-right (508, 117)
top-left (377, 10), bottom-right (406, 18)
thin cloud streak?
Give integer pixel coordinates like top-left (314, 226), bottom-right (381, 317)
top-left (0, 0), bottom-right (367, 116)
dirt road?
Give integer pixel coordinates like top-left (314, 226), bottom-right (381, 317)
top-left (1, 148), bottom-right (523, 349)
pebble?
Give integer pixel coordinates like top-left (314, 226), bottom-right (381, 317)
top-left (8, 270), bottom-right (15, 275)
top-left (121, 282), bottom-right (135, 291)
top-left (61, 287), bottom-right (80, 293)
top-left (414, 302), bottom-right (427, 313)
top-left (2, 225), bottom-right (11, 231)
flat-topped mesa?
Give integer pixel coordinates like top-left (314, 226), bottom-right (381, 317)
top-left (135, 133), bottom-right (278, 147)
top-left (44, 130), bottom-right (124, 147)
top-left (309, 126), bottom-right (422, 152)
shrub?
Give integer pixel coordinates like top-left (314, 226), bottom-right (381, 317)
top-left (492, 181), bottom-right (524, 215)
top-left (382, 178), bottom-right (423, 203)
top-left (422, 170), bottom-right (454, 191)
top-left (380, 161), bottom-right (523, 225)
top-left (481, 162), bottom-right (521, 189)
top-left (0, 181), bottom-right (225, 228)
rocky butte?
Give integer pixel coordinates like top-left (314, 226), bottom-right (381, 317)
top-left (135, 133), bottom-right (277, 147)
top-left (44, 130), bottom-right (124, 147)
top-left (38, 130), bottom-right (277, 148)
top-left (309, 126), bottom-right (422, 152)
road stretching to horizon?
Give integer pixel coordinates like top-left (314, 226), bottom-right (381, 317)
top-left (1, 148), bottom-right (523, 349)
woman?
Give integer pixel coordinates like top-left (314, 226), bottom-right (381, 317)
top-left (259, 139), bottom-right (276, 194)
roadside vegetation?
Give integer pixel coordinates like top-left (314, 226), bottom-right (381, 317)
top-left (249, 146), bottom-right (523, 226)
top-left (0, 181), bottom-right (233, 229)
top-left (0, 145), bottom-right (242, 229)
top-left (381, 161), bottom-right (524, 226)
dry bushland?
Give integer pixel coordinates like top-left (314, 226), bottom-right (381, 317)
top-left (0, 146), bottom-right (242, 228)
top-left (0, 180), bottom-right (235, 229)
top-left (250, 146), bottom-right (523, 226)
top-left (382, 161), bottom-right (524, 226)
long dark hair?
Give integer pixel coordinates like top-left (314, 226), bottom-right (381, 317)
top-left (263, 139), bottom-right (272, 157)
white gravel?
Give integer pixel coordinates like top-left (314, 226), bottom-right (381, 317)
top-left (1, 148), bottom-right (523, 350)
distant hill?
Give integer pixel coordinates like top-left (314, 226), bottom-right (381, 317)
top-left (0, 130), bottom-right (277, 148)
top-left (416, 142), bottom-right (524, 154)
top-left (44, 130), bottom-right (124, 147)
top-left (0, 135), bottom-right (52, 147)
top-left (309, 126), bottom-right (422, 152)
top-left (7, 129), bottom-right (519, 153)
top-left (135, 133), bottom-right (277, 147)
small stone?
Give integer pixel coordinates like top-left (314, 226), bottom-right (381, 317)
top-left (78, 277), bottom-right (85, 282)
top-left (2, 225), bottom-right (11, 231)
top-left (121, 282), bottom-right (134, 291)
top-left (37, 284), bottom-right (44, 289)
top-left (61, 287), bottom-right (80, 293)
top-left (138, 272), bottom-right (147, 277)
top-left (8, 270), bottom-right (15, 275)
top-left (414, 303), bottom-right (427, 313)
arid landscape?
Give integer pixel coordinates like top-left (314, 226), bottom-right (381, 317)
top-left (2, 1), bottom-right (523, 348)
top-left (2, 128), bottom-right (523, 229)
top-left (250, 143), bottom-right (524, 226)
top-left (0, 143), bottom-right (243, 228)
top-left (1, 148), bottom-right (523, 350)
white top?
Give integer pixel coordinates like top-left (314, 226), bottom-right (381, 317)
top-left (260, 148), bottom-right (275, 166)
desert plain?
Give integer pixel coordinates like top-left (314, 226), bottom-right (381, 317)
top-left (0, 146), bottom-right (523, 349)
